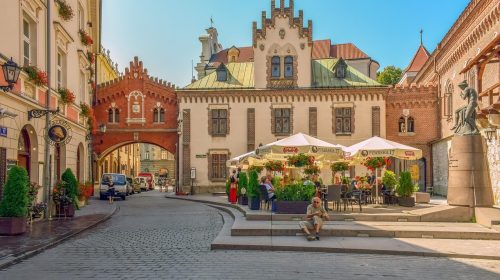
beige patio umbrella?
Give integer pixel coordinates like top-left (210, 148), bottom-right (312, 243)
top-left (344, 136), bottom-right (423, 203)
top-left (255, 133), bottom-right (344, 162)
top-left (226, 151), bottom-right (264, 169)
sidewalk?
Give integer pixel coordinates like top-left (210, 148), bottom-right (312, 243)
top-left (166, 194), bottom-right (500, 260)
top-left (0, 198), bottom-right (117, 269)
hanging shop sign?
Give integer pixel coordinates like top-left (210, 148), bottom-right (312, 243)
top-left (46, 120), bottom-right (72, 146)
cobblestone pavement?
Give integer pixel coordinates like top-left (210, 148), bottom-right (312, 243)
top-left (1, 191), bottom-right (499, 280)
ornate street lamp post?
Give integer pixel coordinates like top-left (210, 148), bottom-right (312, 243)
top-left (0, 58), bottom-right (21, 91)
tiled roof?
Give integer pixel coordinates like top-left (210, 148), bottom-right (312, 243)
top-left (312, 59), bottom-right (383, 88)
top-left (330, 43), bottom-right (369, 60)
top-left (185, 63), bottom-right (254, 89)
top-left (312, 39), bottom-right (332, 59)
top-left (405, 45), bottom-right (431, 72)
top-left (209, 47), bottom-right (254, 64)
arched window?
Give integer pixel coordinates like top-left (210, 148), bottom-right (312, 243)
top-left (114, 109), bottom-right (119, 123)
top-left (444, 82), bottom-right (453, 118)
top-left (271, 56), bottom-right (280, 78)
top-left (407, 117), bottom-right (415, 133)
top-left (108, 109), bottom-right (113, 122)
top-left (160, 108), bottom-right (165, 122)
top-left (153, 108), bottom-right (159, 122)
top-left (17, 128), bottom-right (31, 178)
top-left (398, 117), bottom-right (406, 133)
top-left (284, 56), bottom-right (293, 78)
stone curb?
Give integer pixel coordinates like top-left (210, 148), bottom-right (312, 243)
top-left (166, 195), bottom-right (500, 261)
top-left (0, 204), bottom-right (119, 270)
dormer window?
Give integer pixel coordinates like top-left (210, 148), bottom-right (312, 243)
top-left (334, 58), bottom-right (347, 79)
top-left (216, 64), bottom-right (227, 82)
top-left (271, 56), bottom-right (280, 78)
top-left (284, 56), bottom-right (293, 78)
top-left (336, 66), bottom-right (345, 79)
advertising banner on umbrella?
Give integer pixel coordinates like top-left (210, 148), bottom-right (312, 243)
top-left (345, 136), bottom-right (422, 161)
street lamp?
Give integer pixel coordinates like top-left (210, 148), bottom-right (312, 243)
top-left (1, 58), bottom-right (21, 91)
top-left (99, 123), bottom-right (107, 133)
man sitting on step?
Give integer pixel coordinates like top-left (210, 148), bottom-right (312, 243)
top-left (299, 197), bottom-right (329, 241)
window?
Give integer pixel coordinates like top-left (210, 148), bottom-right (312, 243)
top-left (216, 66), bottom-right (227, 82)
top-left (271, 56), bottom-right (281, 78)
top-left (210, 153), bottom-right (227, 180)
top-left (284, 56), bottom-right (293, 78)
top-left (79, 71), bottom-right (85, 104)
top-left (444, 82), bottom-right (453, 118)
top-left (335, 108), bottom-right (352, 134)
top-left (22, 15), bottom-right (36, 66)
top-left (145, 151), bottom-right (150, 160)
top-left (336, 66), bottom-right (345, 78)
top-left (154, 108), bottom-right (165, 123)
top-left (274, 108), bottom-right (291, 134)
top-left (57, 50), bottom-right (66, 88)
top-left (398, 116), bottom-right (415, 133)
top-left (78, 3), bottom-right (85, 30)
top-left (211, 109), bottom-right (228, 135)
top-left (108, 108), bottom-right (119, 123)
top-left (161, 151), bottom-right (167, 160)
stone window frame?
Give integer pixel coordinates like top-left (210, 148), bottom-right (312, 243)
top-left (153, 103), bottom-right (165, 124)
top-left (208, 104), bottom-right (230, 137)
top-left (284, 56), bottom-right (294, 78)
top-left (332, 103), bottom-right (354, 136)
top-left (208, 149), bottom-right (230, 182)
top-left (266, 54), bottom-right (298, 89)
top-left (108, 103), bottom-right (120, 124)
top-left (271, 56), bottom-right (281, 78)
top-left (398, 115), bottom-right (416, 136)
top-left (271, 104), bottom-right (293, 136)
top-left (371, 106), bottom-right (380, 137)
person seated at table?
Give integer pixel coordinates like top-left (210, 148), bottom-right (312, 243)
top-left (299, 197), bottom-right (329, 241)
top-left (311, 174), bottom-right (323, 197)
top-left (261, 176), bottom-right (276, 200)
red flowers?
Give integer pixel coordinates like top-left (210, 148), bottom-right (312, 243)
top-left (265, 161), bottom-right (285, 172)
top-left (24, 66), bottom-right (48, 86)
top-left (363, 157), bottom-right (391, 172)
top-left (55, 0), bottom-right (74, 21)
top-left (87, 51), bottom-right (95, 64)
top-left (58, 88), bottom-right (75, 104)
top-left (79, 29), bottom-right (93, 46)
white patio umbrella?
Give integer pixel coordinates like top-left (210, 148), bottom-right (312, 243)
top-left (344, 136), bottom-right (423, 203)
top-left (226, 151), bottom-right (264, 168)
top-left (255, 133), bottom-right (344, 162)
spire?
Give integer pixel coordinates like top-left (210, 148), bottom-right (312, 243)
top-left (420, 29), bottom-right (423, 45)
top-left (210, 16), bottom-right (214, 28)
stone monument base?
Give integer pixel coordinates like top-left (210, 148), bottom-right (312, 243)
top-left (448, 135), bottom-right (494, 207)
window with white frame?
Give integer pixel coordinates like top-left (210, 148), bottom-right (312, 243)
top-left (153, 107), bottom-right (165, 123)
top-left (22, 14), bottom-right (37, 66)
top-left (161, 150), bottom-right (167, 160)
top-left (57, 49), bottom-right (66, 89)
top-left (78, 3), bottom-right (85, 30)
top-left (108, 108), bottom-right (119, 123)
top-left (79, 71), bottom-right (86, 104)
top-left (398, 116), bottom-right (415, 133)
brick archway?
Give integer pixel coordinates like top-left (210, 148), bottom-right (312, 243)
top-left (92, 56), bottom-right (177, 161)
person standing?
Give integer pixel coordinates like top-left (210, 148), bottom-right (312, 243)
top-left (229, 170), bottom-right (238, 204)
top-left (107, 176), bottom-right (115, 204)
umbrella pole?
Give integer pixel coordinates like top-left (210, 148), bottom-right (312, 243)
top-left (375, 167), bottom-right (379, 205)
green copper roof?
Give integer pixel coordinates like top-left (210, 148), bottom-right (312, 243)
top-left (312, 59), bottom-right (383, 88)
top-left (185, 63), bottom-right (254, 89)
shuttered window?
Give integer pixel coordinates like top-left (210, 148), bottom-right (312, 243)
top-left (210, 154), bottom-right (227, 180)
top-left (335, 108), bottom-right (352, 135)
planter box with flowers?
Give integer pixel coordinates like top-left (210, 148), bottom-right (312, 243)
top-left (87, 51), bottom-right (95, 64)
top-left (23, 66), bottom-right (48, 87)
top-left (79, 29), bottom-right (94, 46)
top-left (274, 183), bottom-right (316, 214)
top-left (55, 0), bottom-right (74, 21)
top-left (58, 88), bottom-right (75, 105)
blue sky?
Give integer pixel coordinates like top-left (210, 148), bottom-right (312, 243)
top-left (102, 0), bottom-right (469, 87)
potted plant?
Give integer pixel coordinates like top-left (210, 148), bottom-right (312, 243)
top-left (58, 88), bottom-right (76, 104)
top-left (53, 182), bottom-right (75, 217)
top-left (274, 183), bottom-right (316, 214)
top-left (23, 66), bottom-right (48, 87)
top-left (382, 170), bottom-right (398, 193)
top-left (0, 166), bottom-right (29, 235)
top-left (331, 162), bottom-right (349, 184)
top-left (265, 161), bottom-right (284, 172)
top-left (363, 157), bottom-right (391, 172)
top-left (27, 182), bottom-right (44, 220)
top-left (396, 171), bottom-right (415, 207)
top-left (87, 51), bottom-right (95, 64)
top-left (303, 164), bottom-right (320, 176)
top-left (287, 153), bottom-right (314, 168)
top-left (55, 0), bottom-right (74, 21)
top-left (79, 29), bottom-right (94, 46)
top-left (247, 170), bottom-right (260, 210)
top-left (237, 172), bottom-right (248, 205)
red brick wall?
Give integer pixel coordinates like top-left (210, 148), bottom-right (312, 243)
top-left (92, 57), bottom-right (178, 157)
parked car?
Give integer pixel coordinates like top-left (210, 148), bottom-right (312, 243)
top-left (138, 172), bottom-right (155, 190)
top-left (100, 173), bottom-right (127, 200)
top-left (131, 177), bottom-right (142, 193)
top-left (136, 176), bottom-right (148, 191)
top-left (126, 176), bottom-right (135, 195)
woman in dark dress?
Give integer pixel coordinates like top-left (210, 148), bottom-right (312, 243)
top-left (107, 176), bottom-right (115, 204)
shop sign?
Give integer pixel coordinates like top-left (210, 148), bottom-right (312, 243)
top-left (0, 127), bottom-right (7, 137)
top-left (46, 120), bottom-right (72, 146)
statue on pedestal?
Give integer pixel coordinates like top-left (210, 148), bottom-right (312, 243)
top-left (451, 80), bottom-right (480, 135)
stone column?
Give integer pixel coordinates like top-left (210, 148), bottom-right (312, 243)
top-left (448, 135), bottom-right (494, 207)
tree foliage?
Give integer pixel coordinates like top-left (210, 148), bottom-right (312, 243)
top-left (247, 170), bottom-right (260, 198)
top-left (0, 166), bottom-right (29, 217)
top-left (237, 172), bottom-right (248, 196)
top-left (377, 66), bottom-right (403, 85)
top-left (61, 169), bottom-right (79, 209)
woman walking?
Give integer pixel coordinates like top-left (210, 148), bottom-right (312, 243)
top-left (107, 176), bottom-right (115, 204)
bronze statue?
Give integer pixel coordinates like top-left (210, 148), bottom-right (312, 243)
top-left (451, 80), bottom-right (480, 135)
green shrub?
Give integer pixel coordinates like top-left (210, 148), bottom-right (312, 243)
top-left (225, 178), bottom-right (230, 196)
top-left (0, 166), bottom-right (29, 217)
top-left (237, 172), bottom-right (248, 197)
top-left (396, 171), bottom-right (414, 198)
top-left (248, 165), bottom-right (263, 174)
top-left (274, 183), bottom-right (316, 201)
top-left (247, 170), bottom-right (260, 198)
top-left (61, 169), bottom-right (79, 209)
top-left (382, 170), bottom-right (398, 190)
top-left (271, 176), bottom-right (282, 189)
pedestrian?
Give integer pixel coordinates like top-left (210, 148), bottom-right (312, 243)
top-left (229, 170), bottom-right (238, 204)
top-left (299, 197), bottom-right (329, 241)
top-left (107, 176), bottom-right (115, 204)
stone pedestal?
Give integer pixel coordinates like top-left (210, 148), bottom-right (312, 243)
top-left (448, 135), bottom-right (494, 207)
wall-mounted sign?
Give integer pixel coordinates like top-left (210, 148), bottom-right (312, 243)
top-left (190, 167), bottom-right (196, 179)
top-left (46, 120), bottom-right (72, 146)
top-left (0, 127), bottom-right (7, 137)
top-left (196, 154), bottom-right (207, 158)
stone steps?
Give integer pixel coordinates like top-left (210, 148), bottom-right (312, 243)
top-left (231, 220), bottom-right (500, 240)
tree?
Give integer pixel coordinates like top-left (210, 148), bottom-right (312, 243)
top-left (61, 169), bottom-right (79, 209)
top-left (377, 66), bottom-right (403, 85)
top-left (0, 166), bottom-right (29, 217)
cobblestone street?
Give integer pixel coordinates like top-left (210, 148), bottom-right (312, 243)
top-left (1, 191), bottom-right (499, 280)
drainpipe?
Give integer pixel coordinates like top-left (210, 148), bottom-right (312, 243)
top-left (43, 1), bottom-right (52, 220)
